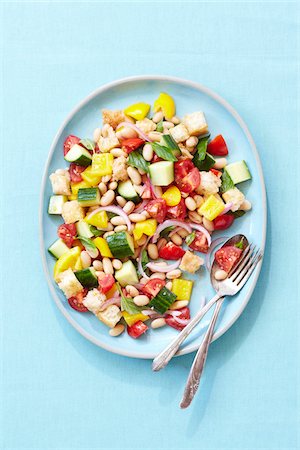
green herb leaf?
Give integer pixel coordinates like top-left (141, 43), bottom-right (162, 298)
top-left (116, 283), bottom-right (143, 314)
top-left (136, 250), bottom-right (150, 277)
top-left (235, 237), bottom-right (245, 249)
top-left (77, 236), bottom-right (98, 255)
top-left (161, 134), bottom-right (180, 151)
top-left (156, 120), bottom-right (164, 132)
top-left (79, 139), bottom-right (96, 152)
top-left (185, 231), bottom-right (196, 246)
top-left (89, 225), bottom-right (105, 237)
top-left (228, 210), bottom-right (246, 219)
top-left (128, 150), bottom-right (150, 173)
top-left (195, 136), bottom-right (210, 161)
top-left (160, 226), bottom-right (175, 239)
top-left (152, 143), bottom-right (178, 162)
top-left (220, 170), bottom-right (235, 193)
top-left (107, 212), bottom-right (117, 220)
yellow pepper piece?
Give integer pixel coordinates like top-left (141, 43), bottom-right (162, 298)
top-left (74, 256), bottom-right (83, 271)
top-left (199, 194), bottom-right (225, 221)
top-left (133, 219), bottom-right (157, 241)
top-left (122, 311), bottom-right (149, 327)
top-left (71, 180), bottom-right (91, 197)
top-left (153, 92), bottom-right (176, 120)
top-left (85, 211), bottom-right (108, 229)
top-left (124, 102), bottom-right (151, 121)
top-left (172, 278), bottom-right (194, 301)
top-left (106, 283), bottom-right (117, 298)
top-left (53, 246), bottom-right (81, 281)
top-left (81, 166), bottom-right (103, 186)
top-left (93, 237), bottom-right (113, 258)
top-left (92, 153), bottom-right (114, 177)
top-left (162, 186), bottom-right (181, 206)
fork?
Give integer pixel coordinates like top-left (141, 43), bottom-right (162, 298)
top-left (152, 244), bottom-right (263, 374)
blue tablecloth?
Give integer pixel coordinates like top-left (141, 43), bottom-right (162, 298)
top-left (1, 2), bottom-right (298, 449)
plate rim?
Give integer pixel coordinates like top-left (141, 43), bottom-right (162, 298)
top-left (39, 75), bottom-right (267, 359)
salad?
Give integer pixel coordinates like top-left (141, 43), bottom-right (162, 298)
top-left (48, 92), bottom-right (252, 339)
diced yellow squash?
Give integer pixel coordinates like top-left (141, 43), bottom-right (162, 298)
top-left (122, 311), bottom-right (149, 327)
top-left (93, 237), bottom-right (113, 258)
top-left (81, 166), bottom-right (102, 186)
top-left (74, 256), bottom-right (83, 271)
top-left (92, 153), bottom-right (114, 177)
top-left (172, 278), bottom-right (194, 301)
top-left (85, 210), bottom-right (108, 228)
top-left (133, 219), bottom-right (157, 241)
top-left (153, 92), bottom-right (176, 120)
top-left (199, 195), bottom-right (225, 221)
top-left (162, 186), bottom-right (181, 206)
top-left (53, 246), bottom-right (81, 281)
top-left (124, 102), bottom-right (150, 121)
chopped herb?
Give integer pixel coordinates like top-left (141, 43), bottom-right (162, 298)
top-left (117, 283), bottom-right (143, 314)
top-left (156, 120), bottom-right (164, 132)
top-left (152, 143), bottom-right (178, 162)
top-left (79, 138), bottom-right (96, 152)
top-left (228, 210), bottom-right (246, 219)
top-left (77, 236), bottom-right (98, 255)
top-left (160, 225), bottom-right (175, 239)
top-left (128, 150), bottom-right (150, 173)
top-left (220, 170), bottom-right (235, 193)
top-left (185, 231), bottom-right (196, 246)
top-left (235, 237), bottom-right (244, 249)
top-left (89, 225), bottom-right (105, 237)
top-left (107, 212), bottom-right (117, 220)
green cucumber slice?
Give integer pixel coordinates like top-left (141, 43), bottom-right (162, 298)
top-left (64, 144), bottom-right (92, 166)
top-left (48, 238), bottom-right (70, 259)
top-left (106, 231), bottom-right (134, 259)
top-left (149, 161), bottom-right (174, 186)
top-left (115, 260), bottom-right (138, 287)
top-left (118, 180), bottom-right (141, 203)
top-left (48, 195), bottom-right (67, 214)
top-left (149, 287), bottom-right (177, 314)
top-left (77, 188), bottom-right (100, 207)
top-left (74, 268), bottom-right (98, 288)
top-left (76, 220), bottom-right (94, 238)
top-left (224, 160), bottom-right (251, 184)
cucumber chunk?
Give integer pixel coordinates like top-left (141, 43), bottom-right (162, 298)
top-left (225, 160), bottom-right (251, 184)
top-left (76, 220), bottom-right (94, 238)
top-left (64, 144), bottom-right (92, 166)
top-left (118, 180), bottom-right (141, 203)
top-left (48, 195), bottom-right (67, 214)
top-left (48, 238), bottom-right (70, 259)
top-left (115, 260), bottom-right (138, 286)
top-left (149, 161), bottom-right (174, 186)
top-left (74, 268), bottom-right (98, 288)
top-left (149, 287), bottom-right (177, 314)
top-left (106, 231), bottom-right (134, 259)
top-left (77, 188), bottom-right (100, 207)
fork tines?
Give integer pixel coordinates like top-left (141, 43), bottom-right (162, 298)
top-left (229, 244), bottom-right (262, 287)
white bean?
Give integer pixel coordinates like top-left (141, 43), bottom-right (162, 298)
top-left (101, 124), bottom-right (110, 137)
top-left (170, 233), bottom-right (183, 246)
top-left (214, 269), bottom-right (228, 281)
top-left (112, 259), bottom-right (122, 270)
top-left (203, 217), bottom-right (214, 232)
top-left (143, 143), bottom-right (153, 161)
top-left (108, 181), bottom-right (118, 190)
top-left (92, 260), bottom-right (103, 271)
top-left (96, 270), bottom-right (105, 278)
top-left (103, 231), bottom-right (114, 238)
top-left (103, 257), bottom-right (114, 275)
top-left (123, 201), bottom-right (135, 214)
top-left (166, 269), bottom-right (182, 279)
top-left (111, 148), bottom-right (127, 157)
top-left (152, 111), bottom-right (163, 123)
top-left (165, 281), bottom-right (173, 290)
top-left (105, 223), bottom-right (114, 231)
top-left (150, 272), bottom-right (166, 280)
top-left (188, 211), bottom-right (202, 224)
top-left (185, 197), bottom-right (197, 211)
top-left (148, 131), bottom-right (162, 141)
top-left (102, 175), bottom-right (111, 183)
top-left (151, 318), bottom-right (166, 329)
top-left (194, 195), bottom-right (204, 208)
top-left (114, 225), bottom-right (127, 232)
top-left (181, 192), bottom-right (189, 199)
top-left (163, 121), bottom-right (174, 129)
top-left (147, 243), bottom-right (158, 260)
top-left (140, 277), bottom-right (148, 284)
top-left (133, 184), bottom-right (144, 196)
top-left (127, 166), bottom-right (141, 185)
top-left (116, 196), bottom-right (126, 207)
top-left (133, 295), bottom-right (150, 306)
top-left (111, 216), bottom-right (126, 226)
top-left (136, 235), bottom-right (147, 246)
top-left (213, 158), bottom-right (227, 170)
top-left (93, 128), bottom-right (101, 142)
top-left (100, 189), bottom-right (115, 206)
top-left (171, 116), bottom-right (180, 124)
top-left (80, 251), bottom-right (91, 269)
top-left (186, 136), bottom-right (198, 148)
top-left (240, 200), bottom-right (252, 211)
top-left (170, 300), bottom-right (189, 309)
top-left (109, 324), bottom-right (125, 337)
top-left (153, 186), bottom-right (163, 198)
top-left (128, 213), bottom-right (147, 222)
top-left (157, 238), bottom-right (167, 251)
top-left (125, 285), bottom-right (139, 297)
top-left (121, 126), bottom-right (138, 139)
top-left (98, 182), bottom-right (107, 195)
top-left (177, 228), bottom-right (189, 238)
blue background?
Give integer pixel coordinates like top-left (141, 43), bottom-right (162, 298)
top-left (1, 2), bottom-right (298, 449)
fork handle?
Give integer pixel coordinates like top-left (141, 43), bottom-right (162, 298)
top-left (180, 297), bottom-right (225, 409)
top-left (152, 293), bottom-right (221, 372)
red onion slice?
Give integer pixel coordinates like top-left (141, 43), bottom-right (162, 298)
top-left (87, 205), bottom-right (132, 231)
top-left (165, 310), bottom-right (181, 317)
top-left (189, 223), bottom-right (212, 247)
top-left (173, 317), bottom-right (190, 326)
top-left (99, 296), bottom-right (121, 311)
top-left (137, 236), bottom-right (151, 280)
top-left (219, 202), bottom-right (233, 216)
top-left (152, 220), bottom-right (192, 243)
top-left (146, 259), bottom-right (181, 273)
top-left (118, 122), bottom-right (152, 142)
top-left (205, 236), bottom-right (228, 271)
top-left (134, 200), bottom-right (149, 214)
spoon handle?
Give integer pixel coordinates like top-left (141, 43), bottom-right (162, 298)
top-left (180, 297), bottom-right (225, 409)
top-left (152, 293), bottom-right (221, 372)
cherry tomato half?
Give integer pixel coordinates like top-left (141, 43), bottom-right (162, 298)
top-left (68, 289), bottom-right (88, 312)
top-left (215, 246), bottom-right (242, 272)
top-left (121, 138), bottom-right (145, 154)
top-left (57, 223), bottom-right (77, 248)
top-left (188, 231), bottom-right (209, 253)
top-left (127, 321), bottom-right (148, 339)
top-left (174, 160), bottom-right (200, 193)
top-left (63, 135), bottom-right (81, 156)
top-left (145, 198), bottom-right (167, 223)
top-left (213, 214), bottom-right (234, 230)
top-left (141, 279), bottom-right (166, 298)
top-left (165, 307), bottom-right (190, 331)
top-left (69, 163), bottom-right (86, 183)
top-left (98, 274), bottom-right (115, 294)
top-left (158, 242), bottom-right (185, 260)
top-left (167, 198), bottom-right (186, 220)
top-left (207, 135), bottom-right (228, 156)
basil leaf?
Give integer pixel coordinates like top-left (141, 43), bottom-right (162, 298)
top-left (107, 212), bottom-right (117, 219)
top-left (195, 136), bottom-right (210, 161)
top-left (228, 210), bottom-right (246, 219)
top-left (117, 283), bottom-right (143, 314)
top-left (235, 237), bottom-right (245, 249)
top-left (220, 170), bottom-right (235, 193)
top-left (161, 134), bottom-right (180, 151)
top-left (77, 236), bottom-right (98, 256)
top-left (185, 231), bottom-right (196, 246)
top-left (89, 225), bottom-right (105, 237)
top-left (160, 226), bottom-right (174, 239)
top-left (136, 250), bottom-right (150, 277)
top-left (156, 120), bottom-right (164, 132)
top-left (152, 143), bottom-right (178, 162)
top-left (79, 139), bottom-right (95, 151)
top-left (128, 150), bottom-right (150, 173)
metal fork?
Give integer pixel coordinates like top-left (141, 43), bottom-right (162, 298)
top-left (152, 244), bottom-right (263, 374)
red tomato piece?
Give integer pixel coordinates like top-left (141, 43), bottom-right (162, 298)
top-left (68, 289), bottom-right (89, 312)
top-left (213, 214), bottom-right (235, 230)
top-left (141, 279), bottom-right (166, 298)
top-left (215, 245), bottom-right (242, 272)
top-left (167, 198), bottom-right (187, 220)
top-left (152, 154), bottom-right (163, 163)
top-left (145, 198), bottom-right (167, 223)
top-left (127, 321), bottom-right (148, 339)
top-left (188, 231), bottom-right (209, 253)
top-left (98, 274), bottom-right (115, 294)
top-left (174, 160), bottom-right (200, 193)
top-left (57, 223), bottom-right (77, 248)
top-left (121, 138), bottom-right (145, 154)
top-left (63, 135), bottom-right (81, 156)
top-left (207, 135), bottom-right (228, 156)
top-left (158, 242), bottom-right (185, 260)
top-left (210, 168), bottom-right (222, 178)
top-left (165, 307), bottom-right (190, 331)
top-left (69, 163), bottom-right (86, 183)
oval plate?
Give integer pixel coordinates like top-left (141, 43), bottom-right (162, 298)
top-left (40, 76), bottom-right (266, 359)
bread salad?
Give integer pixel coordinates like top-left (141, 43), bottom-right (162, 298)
top-left (48, 92), bottom-right (252, 339)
